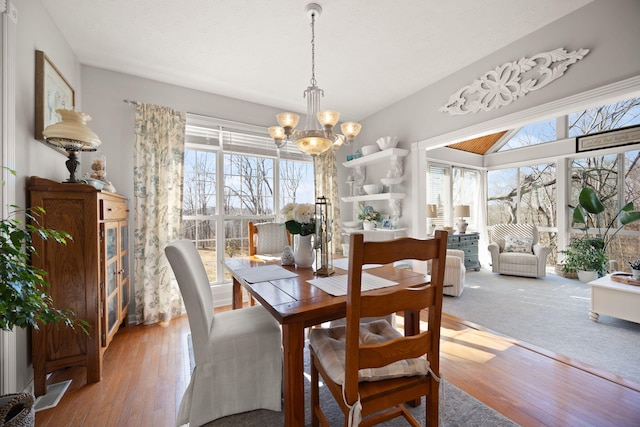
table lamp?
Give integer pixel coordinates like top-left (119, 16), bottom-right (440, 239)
top-left (43, 109), bottom-right (102, 183)
top-left (426, 204), bottom-right (438, 235)
top-left (454, 205), bottom-right (470, 234)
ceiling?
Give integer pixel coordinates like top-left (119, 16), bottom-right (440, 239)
top-left (41, 0), bottom-right (592, 122)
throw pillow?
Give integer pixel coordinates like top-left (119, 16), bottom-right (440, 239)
top-left (504, 235), bottom-right (533, 253)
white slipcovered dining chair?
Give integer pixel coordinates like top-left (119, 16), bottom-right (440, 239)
top-left (165, 240), bottom-right (282, 426)
top-left (428, 249), bottom-right (466, 297)
top-left (488, 224), bottom-right (551, 278)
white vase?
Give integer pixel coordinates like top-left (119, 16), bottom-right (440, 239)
top-left (577, 270), bottom-right (598, 283)
top-left (294, 234), bottom-right (315, 268)
top-left (362, 221), bottom-right (376, 231)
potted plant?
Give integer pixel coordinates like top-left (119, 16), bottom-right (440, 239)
top-left (0, 168), bottom-right (86, 425)
top-left (629, 258), bottom-right (640, 279)
top-left (357, 205), bottom-right (382, 230)
top-left (561, 237), bottom-right (609, 282)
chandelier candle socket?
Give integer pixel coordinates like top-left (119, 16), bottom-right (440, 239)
top-left (268, 3), bottom-right (362, 155)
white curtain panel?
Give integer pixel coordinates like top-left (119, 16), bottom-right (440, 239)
top-left (133, 103), bottom-right (186, 325)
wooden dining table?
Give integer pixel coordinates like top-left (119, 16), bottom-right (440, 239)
top-left (223, 256), bottom-right (431, 427)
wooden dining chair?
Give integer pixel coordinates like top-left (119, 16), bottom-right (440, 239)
top-left (248, 221), bottom-right (291, 256)
top-left (309, 231), bottom-right (448, 427)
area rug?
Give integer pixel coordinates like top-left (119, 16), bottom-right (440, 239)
top-left (443, 268), bottom-right (640, 384)
top-left (188, 335), bottom-right (520, 426)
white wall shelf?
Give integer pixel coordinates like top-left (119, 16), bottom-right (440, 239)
top-left (341, 193), bottom-right (406, 203)
top-left (342, 147), bottom-right (408, 222)
top-left (342, 148), bottom-right (409, 168)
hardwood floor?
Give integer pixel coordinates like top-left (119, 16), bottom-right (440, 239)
top-left (36, 311), bottom-right (640, 427)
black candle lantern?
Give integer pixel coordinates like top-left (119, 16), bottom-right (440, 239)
top-left (314, 196), bottom-right (334, 276)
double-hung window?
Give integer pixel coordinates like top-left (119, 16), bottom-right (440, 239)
top-left (182, 114), bottom-right (313, 297)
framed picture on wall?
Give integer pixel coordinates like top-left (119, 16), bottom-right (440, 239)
top-left (576, 124), bottom-right (640, 153)
top-left (35, 50), bottom-right (75, 147)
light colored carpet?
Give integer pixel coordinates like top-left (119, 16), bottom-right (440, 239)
top-left (188, 335), bottom-right (519, 427)
top-left (444, 268), bottom-right (640, 384)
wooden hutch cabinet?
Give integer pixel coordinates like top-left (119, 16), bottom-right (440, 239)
top-left (27, 177), bottom-right (130, 396)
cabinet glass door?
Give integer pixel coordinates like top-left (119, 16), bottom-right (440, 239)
top-left (120, 222), bottom-right (130, 311)
top-left (104, 222), bottom-right (119, 343)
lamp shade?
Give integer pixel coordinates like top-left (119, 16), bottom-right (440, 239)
top-left (454, 205), bottom-right (470, 218)
top-left (43, 109), bottom-right (101, 151)
top-left (340, 122), bottom-right (362, 142)
top-left (317, 110), bottom-right (340, 127)
top-left (276, 112), bottom-right (300, 130)
top-left (427, 204), bottom-right (438, 218)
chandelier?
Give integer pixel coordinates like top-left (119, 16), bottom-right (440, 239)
top-left (268, 3), bottom-right (362, 155)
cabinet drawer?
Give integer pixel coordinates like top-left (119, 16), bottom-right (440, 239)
top-left (459, 234), bottom-right (479, 243)
top-left (101, 200), bottom-right (128, 220)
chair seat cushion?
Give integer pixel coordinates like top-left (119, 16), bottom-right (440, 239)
top-left (500, 251), bottom-right (538, 265)
top-left (309, 319), bottom-right (429, 385)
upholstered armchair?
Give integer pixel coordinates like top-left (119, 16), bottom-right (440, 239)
top-left (488, 224), bottom-right (551, 278)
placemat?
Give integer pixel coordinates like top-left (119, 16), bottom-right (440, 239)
top-left (307, 272), bottom-right (398, 296)
top-left (234, 264), bottom-right (298, 284)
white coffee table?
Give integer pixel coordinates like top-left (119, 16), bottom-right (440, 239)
top-left (587, 274), bottom-right (640, 324)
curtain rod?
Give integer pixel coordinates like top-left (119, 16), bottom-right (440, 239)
top-left (123, 99), bottom-right (270, 133)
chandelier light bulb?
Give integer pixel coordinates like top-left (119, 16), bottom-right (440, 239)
top-left (340, 122), bottom-right (362, 143)
top-left (317, 110), bottom-right (340, 131)
top-left (276, 113), bottom-right (300, 135)
top-left (268, 126), bottom-right (286, 147)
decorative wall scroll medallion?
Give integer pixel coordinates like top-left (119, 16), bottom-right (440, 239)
top-left (439, 47), bottom-right (589, 115)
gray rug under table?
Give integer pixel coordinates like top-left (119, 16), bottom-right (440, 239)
top-left (188, 335), bottom-right (519, 426)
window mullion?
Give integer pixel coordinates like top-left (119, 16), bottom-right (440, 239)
top-left (216, 127), bottom-right (226, 283)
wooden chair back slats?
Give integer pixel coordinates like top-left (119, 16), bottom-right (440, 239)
top-left (359, 331), bottom-right (432, 370)
top-left (354, 237), bottom-right (443, 266)
top-left (360, 285), bottom-right (435, 318)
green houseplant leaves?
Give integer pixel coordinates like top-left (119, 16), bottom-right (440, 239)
top-left (0, 169), bottom-right (87, 333)
top-left (572, 187), bottom-right (640, 253)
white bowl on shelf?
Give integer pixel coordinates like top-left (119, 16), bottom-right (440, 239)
top-left (376, 136), bottom-right (399, 150)
top-left (343, 220), bottom-right (361, 228)
top-left (381, 176), bottom-right (403, 186)
top-left (360, 144), bottom-right (379, 156)
top-left (363, 184), bottom-right (383, 195)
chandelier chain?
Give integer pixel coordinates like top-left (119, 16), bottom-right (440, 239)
top-left (310, 12), bottom-right (317, 87)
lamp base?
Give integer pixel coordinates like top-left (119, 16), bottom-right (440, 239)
top-left (64, 151), bottom-right (82, 183)
top-left (456, 220), bottom-right (468, 234)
